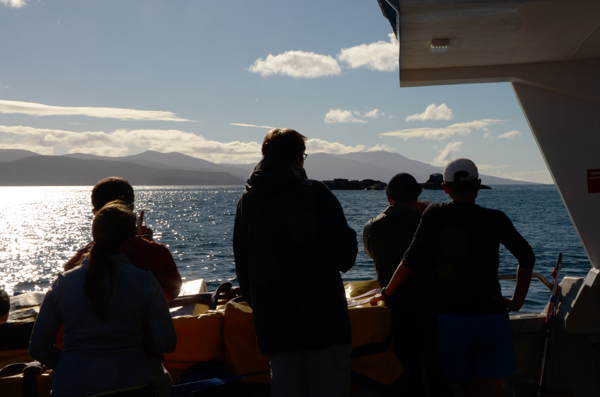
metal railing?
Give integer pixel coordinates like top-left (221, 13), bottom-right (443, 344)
top-left (498, 273), bottom-right (552, 291)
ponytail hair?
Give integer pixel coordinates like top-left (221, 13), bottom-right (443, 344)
top-left (85, 200), bottom-right (137, 321)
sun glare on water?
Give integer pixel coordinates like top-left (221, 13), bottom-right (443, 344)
top-left (0, 187), bottom-right (92, 295)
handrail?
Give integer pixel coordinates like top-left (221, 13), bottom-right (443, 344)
top-left (167, 284), bottom-right (242, 309)
top-left (168, 293), bottom-right (211, 308)
top-left (498, 273), bottom-right (552, 291)
top-left (171, 276), bottom-right (554, 309)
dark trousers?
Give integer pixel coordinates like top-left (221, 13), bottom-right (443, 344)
top-left (70, 384), bottom-right (155, 397)
top-left (391, 300), bottom-right (453, 397)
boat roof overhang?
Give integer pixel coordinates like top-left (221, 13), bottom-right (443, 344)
top-left (378, 0), bottom-right (600, 270)
top-left (378, 0), bottom-right (600, 88)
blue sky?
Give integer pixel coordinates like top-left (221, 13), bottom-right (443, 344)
top-left (0, 0), bottom-right (551, 183)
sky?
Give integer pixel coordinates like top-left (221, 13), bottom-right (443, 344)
top-left (0, 0), bottom-right (552, 183)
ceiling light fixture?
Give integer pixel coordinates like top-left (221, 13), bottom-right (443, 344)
top-left (430, 39), bottom-right (450, 53)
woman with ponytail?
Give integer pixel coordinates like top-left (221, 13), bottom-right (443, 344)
top-left (30, 201), bottom-right (177, 397)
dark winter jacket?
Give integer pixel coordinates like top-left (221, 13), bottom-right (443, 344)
top-left (363, 204), bottom-right (431, 310)
top-left (233, 155), bottom-right (357, 355)
top-left (363, 204), bottom-right (422, 288)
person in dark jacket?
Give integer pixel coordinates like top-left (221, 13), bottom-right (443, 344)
top-left (364, 173), bottom-right (450, 397)
top-left (363, 173), bottom-right (425, 288)
top-left (233, 128), bottom-right (358, 397)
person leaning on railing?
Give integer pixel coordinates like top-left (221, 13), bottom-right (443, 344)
top-left (371, 158), bottom-right (535, 397)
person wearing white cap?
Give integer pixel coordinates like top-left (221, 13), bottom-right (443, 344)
top-left (371, 158), bottom-right (535, 397)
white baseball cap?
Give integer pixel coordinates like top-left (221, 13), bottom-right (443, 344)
top-left (443, 158), bottom-right (479, 183)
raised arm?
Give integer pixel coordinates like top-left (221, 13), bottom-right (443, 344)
top-left (498, 212), bottom-right (535, 311)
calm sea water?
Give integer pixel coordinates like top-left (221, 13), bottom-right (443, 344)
top-left (0, 185), bottom-right (590, 313)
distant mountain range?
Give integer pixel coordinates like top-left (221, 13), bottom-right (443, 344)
top-left (0, 149), bottom-right (535, 186)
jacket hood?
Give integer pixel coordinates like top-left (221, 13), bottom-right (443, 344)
top-left (246, 154), bottom-right (308, 197)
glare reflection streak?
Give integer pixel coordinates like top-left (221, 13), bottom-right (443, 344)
top-left (0, 187), bottom-right (91, 295)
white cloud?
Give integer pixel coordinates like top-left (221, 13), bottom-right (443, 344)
top-left (497, 130), bottom-right (523, 139)
top-left (484, 130), bottom-right (495, 139)
top-left (69, 145), bottom-right (130, 157)
top-left (406, 104), bottom-right (454, 121)
top-left (248, 34), bottom-right (399, 79)
top-left (468, 165), bottom-right (551, 184)
top-left (305, 138), bottom-right (368, 154)
top-left (0, 99), bottom-right (192, 121)
top-left (0, 124), bottom-right (391, 164)
top-left (324, 109), bottom-right (366, 124)
top-left (493, 169), bottom-right (552, 184)
top-left (1, 0), bottom-right (27, 8)
top-left (381, 119), bottom-right (502, 140)
top-left (0, 124), bottom-right (261, 163)
top-left (338, 34), bottom-right (399, 72)
top-left (230, 123), bottom-right (274, 129)
top-left (324, 108), bottom-right (383, 123)
top-left (477, 164), bottom-right (509, 171)
top-left (365, 144), bottom-right (395, 152)
top-left (248, 51), bottom-right (341, 78)
top-left (364, 109), bottom-right (384, 118)
top-left (433, 142), bottom-right (462, 166)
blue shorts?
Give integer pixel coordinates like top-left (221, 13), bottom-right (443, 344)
top-left (436, 313), bottom-right (517, 383)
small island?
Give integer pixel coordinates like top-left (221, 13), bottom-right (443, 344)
top-left (322, 179), bottom-right (387, 190)
top-left (322, 174), bottom-right (492, 191)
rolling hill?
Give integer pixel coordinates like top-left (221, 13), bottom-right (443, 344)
top-left (0, 149), bottom-right (535, 186)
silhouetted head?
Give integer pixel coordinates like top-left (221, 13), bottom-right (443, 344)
top-left (261, 128), bottom-right (307, 164)
top-left (386, 173), bottom-right (422, 202)
top-left (91, 177), bottom-right (135, 212)
top-left (91, 200), bottom-right (137, 254)
top-left (443, 158), bottom-right (480, 195)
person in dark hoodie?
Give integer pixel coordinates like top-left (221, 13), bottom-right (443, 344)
top-left (233, 128), bottom-right (358, 397)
